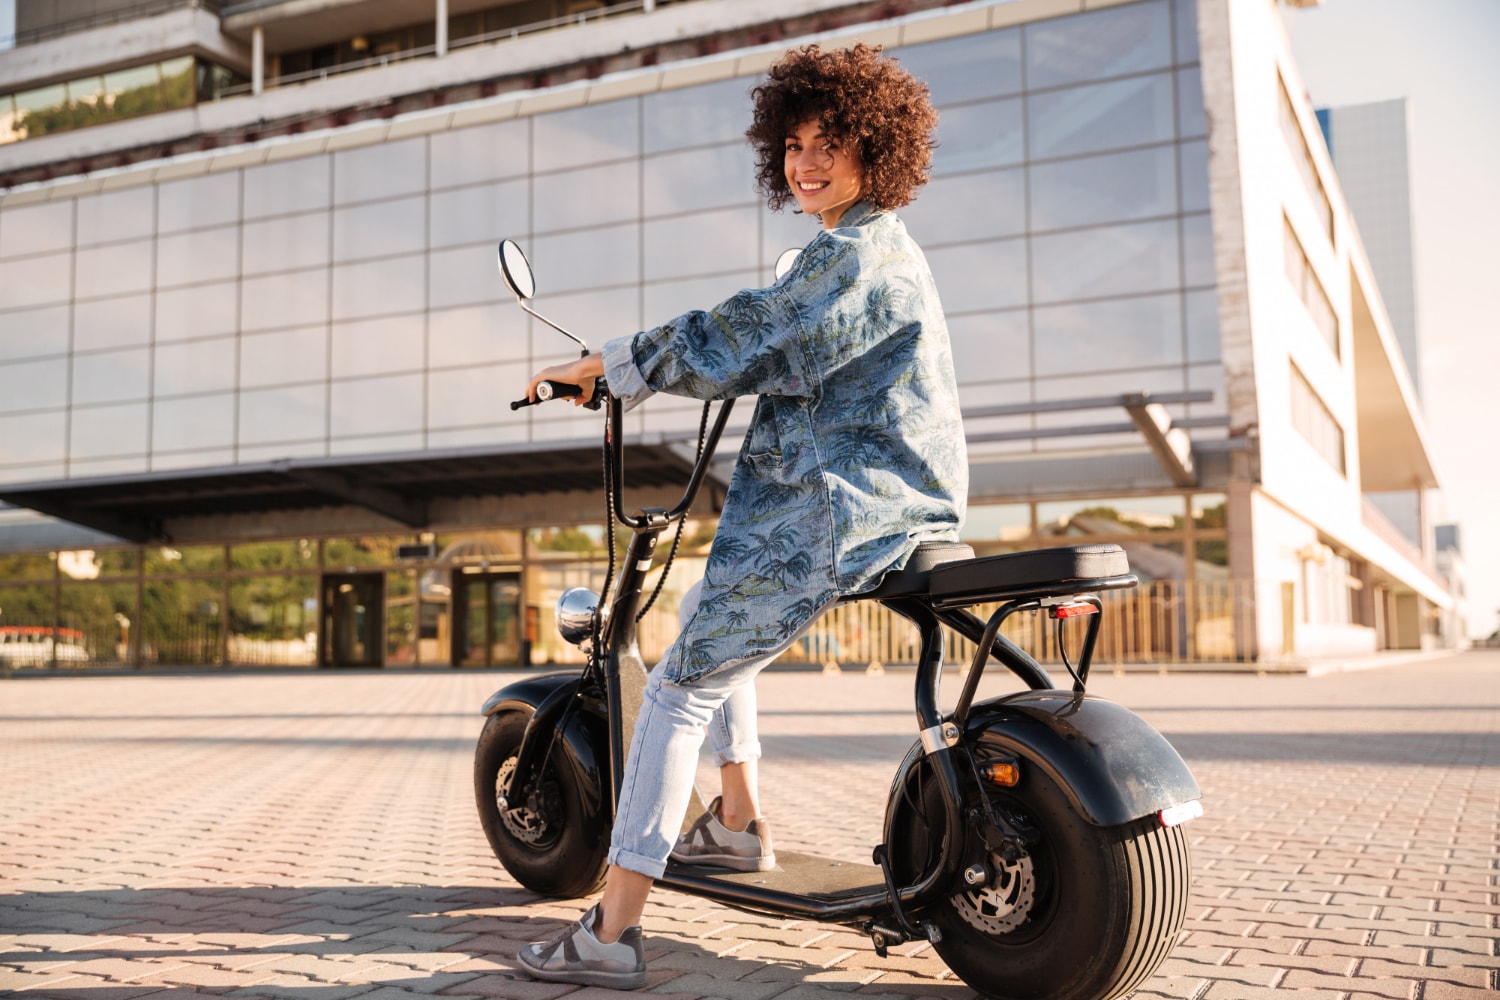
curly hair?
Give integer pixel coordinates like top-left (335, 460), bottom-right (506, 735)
top-left (746, 43), bottom-right (938, 214)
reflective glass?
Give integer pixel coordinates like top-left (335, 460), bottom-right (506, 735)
top-left (331, 315), bottom-right (424, 378)
top-left (329, 373), bottom-right (423, 437)
top-left (242, 269), bottom-right (329, 331)
top-left (1037, 495), bottom-right (1183, 536)
top-left (1181, 213), bottom-right (1215, 287)
top-left (154, 394), bottom-right (234, 452)
top-left (243, 212), bottom-right (330, 275)
top-left (155, 282), bottom-right (238, 342)
top-left (156, 225), bottom-right (239, 287)
top-left (946, 309), bottom-right (1028, 384)
top-left (0, 357), bottom-right (66, 413)
top-left (144, 543), bottom-right (225, 575)
top-left (332, 254), bottom-right (424, 321)
top-left (1185, 288), bottom-right (1220, 362)
top-left (328, 431), bottom-right (422, 455)
top-left (643, 77), bottom-right (754, 154)
top-left (535, 160), bottom-right (640, 233)
top-left (643, 272), bottom-right (757, 331)
top-left (896, 28), bottom-right (1021, 105)
top-left (333, 195), bottom-right (425, 263)
top-left (157, 171), bottom-right (239, 233)
top-left (243, 155), bottom-right (331, 218)
top-left (70, 294), bottom-right (150, 352)
top-left (75, 240), bottom-right (153, 299)
top-left (0, 552), bottom-right (56, 579)
top-left (430, 177), bottom-right (528, 249)
top-left (1033, 365), bottom-right (1182, 404)
top-left (228, 575), bottom-right (317, 666)
top-left (238, 383), bottom-right (327, 446)
top-left (1174, 0), bottom-right (1200, 64)
top-left (141, 577), bottom-right (222, 665)
top-left (239, 326), bottom-right (328, 388)
top-left (896, 167), bottom-right (1024, 245)
top-left (151, 447), bottom-right (233, 471)
top-left (642, 144), bottom-right (754, 217)
top-left (0, 252), bottom-right (74, 310)
top-left (1176, 66), bottom-right (1206, 139)
top-left (1179, 139), bottom-right (1209, 213)
top-left (70, 402), bottom-right (148, 459)
top-left (428, 244), bottom-right (505, 311)
top-left (531, 287), bottom-right (639, 356)
top-left (930, 98), bottom-right (1023, 174)
top-left (1029, 145), bottom-right (1176, 232)
top-left (230, 539), bottom-right (318, 572)
top-left (534, 101), bottom-right (640, 171)
top-left (924, 237), bottom-right (1027, 313)
top-left (155, 337), bottom-right (236, 396)
top-left (0, 200), bottom-right (73, 258)
top-left (1028, 73), bottom-right (1175, 160)
top-left (334, 137), bottom-right (426, 205)
top-left (0, 411), bottom-right (66, 465)
top-left (1187, 362), bottom-right (1225, 417)
top-left (1032, 293), bottom-right (1182, 376)
top-left (1025, 1), bottom-right (1170, 89)
top-left (429, 303), bottom-right (527, 369)
top-left (761, 205), bottom-right (821, 271)
top-left (73, 347), bottom-right (150, 405)
top-left (430, 118), bottom-right (530, 189)
top-left (531, 223), bottom-right (640, 295)
top-left (428, 360), bottom-right (532, 429)
top-left (1031, 218), bottom-right (1179, 303)
top-left (644, 207), bottom-right (758, 281)
top-left (962, 502), bottom-right (1032, 545)
top-left (0, 305), bottom-right (69, 361)
top-left (76, 186), bottom-right (154, 246)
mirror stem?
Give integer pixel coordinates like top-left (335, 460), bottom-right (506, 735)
top-left (518, 299), bottom-right (590, 355)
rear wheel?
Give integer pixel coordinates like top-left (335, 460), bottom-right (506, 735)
top-left (888, 751), bottom-right (1191, 1000)
top-left (474, 708), bottom-right (609, 898)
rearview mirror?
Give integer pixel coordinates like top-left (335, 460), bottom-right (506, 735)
top-left (774, 247), bottom-right (802, 281)
top-left (497, 239), bottom-right (536, 300)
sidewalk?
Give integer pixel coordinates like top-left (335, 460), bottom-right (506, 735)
top-left (2, 651), bottom-right (1497, 999)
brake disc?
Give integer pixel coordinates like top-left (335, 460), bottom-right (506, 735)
top-left (495, 757), bottom-right (548, 845)
top-left (951, 851), bottom-right (1036, 934)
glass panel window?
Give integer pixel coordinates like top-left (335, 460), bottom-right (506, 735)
top-left (900, 168), bottom-right (1025, 245)
top-left (77, 187), bottom-right (154, 246)
top-left (324, 535), bottom-right (407, 568)
top-left (76, 239), bottom-right (154, 299)
top-left (73, 348), bottom-right (150, 405)
top-left (228, 575), bottom-right (317, 665)
top-left (1028, 72), bottom-right (1175, 160)
top-left (0, 305), bottom-right (70, 362)
top-left (1181, 212), bottom-right (1216, 287)
top-left (0, 552), bottom-right (56, 580)
top-left (13, 83), bottom-right (67, 140)
top-left (0, 411), bottom-right (67, 465)
top-left (430, 118), bottom-right (530, 189)
top-left (897, 28), bottom-right (1022, 105)
top-left (533, 100), bottom-right (640, 172)
top-left (1191, 493), bottom-right (1227, 530)
top-left (158, 56), bottom-right (195, 110)
top-left (1283, 215), bottom-right (1337, 356)
top-left (644, 207), bottom-right (758, 281)
top-left (429, 302), bottom-right (526, 369)
top-left (243, 156), bottom-right (331, 219)
top-left (231, 540), bottom-right (318, 572)
top-left (1174, 0), bottom-right (1201, 64)
top-left (332, 195), bottom-right (426, 263)
top-left (329, 373), bottom-right (422, 437)
top-left (1025, 1), bottom-right (1171, 90)
top-left (1176, 66), bottom-right (1206, 139)
top-left (1036, 495), bottom-right (1184, 537)
top-left (145, 544), bottom-right (225, 574)
top-left (141, 577), bottom-right (223, 665)
top-left (1032, 293), bottom-right (1182, 376)
top-left (239, 325), bottom-right (328, 388)
top-left (1289, 362), bottom-right (1345, 475)
top-left (539, 286), bottom-right (640, 351)
top-left (962, 502), bottom-right (1031, 546)
top-left (385, 569), bottom-right (416, 665)
top-left (0, 253), bottom-right (74, 310)
top-left (1185, 288), bottom-right (1220, 362)
top-left (331, 255), bottom-right (424, 321)
top-left (0, 357), bottom-right (67, 413)
top-left (535, 160), bottom-right (640, 233)
top-left (0, 200), bottom-right (73, 258)
top-left (70, 402), bottom-right (148, 459)
top-left (526, 524), bottom-right (613, 559)
top-left (428, 361), bottom-right (531, 430)
top-left (155, 282), bottom-right (239, 342)
top-left (242, 269), bottom-right (330, 332)
top-left (238, 383), bottom-right (327, 446)
top-left (1031, 218), bottom-right (1179, 303)
top-left (72, 294), bottom-right (151, 352)
top-left (330, 315), bottom-right (424, 379)
top-left (930, 98), bottom-right (1024, 174)
top-left (430, 177), bottom-right (528, 249)
top-left (925, 238), bottom-right (1028, 314)
top-left (155, 337), bottom-right (237, 396)
top-left (428, 244), bottom-right (505, 312)
top-left (157, 171), bottom-right (240, 233)
top-left (1278, 73), bottom-right (1334, 243)
top-left (243, 212), bottom-right (330, 275)
top-left (58, 581), bottom-right (137, 665)
top-left (1179, 139), bottom-right (1209, 213)
top-left (946, 310), bottom-right (1029, 385)
top-left (333, 137), bottom-right (426, 204)
top-left (643, 77), bottom-right (754, 154)
top-left (642, 144), bottom-right (755, 217)
top-left (1029, 145), bottom-right (1177, 232)
top-left (154, 394), bottom-right (234, 452)
top-left (531, 223), bottom-right (640, 295)
top-left (157, 225), bottom-right (239, 287)
top-left (643, 274), bottom-right (754, 332)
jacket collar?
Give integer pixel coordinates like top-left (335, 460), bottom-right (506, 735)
top-left (831, 199), bottom-right (882, 230)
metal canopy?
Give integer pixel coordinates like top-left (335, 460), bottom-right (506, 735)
top-left (0, 441), bottom-right (700, 544)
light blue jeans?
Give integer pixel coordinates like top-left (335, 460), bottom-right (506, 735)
top-left (607, 581), bottom-right (839, 879)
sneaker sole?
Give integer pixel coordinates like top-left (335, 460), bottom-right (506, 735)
top-left (517, 954), bottom-right (647, 990)
top-left (669, 850), bottom-right (777, 872)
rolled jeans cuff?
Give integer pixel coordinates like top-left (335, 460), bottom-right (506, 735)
top-left (608, 845), bottom-right (667, 880)
top-left (713, 741), bottom-right (762, 767)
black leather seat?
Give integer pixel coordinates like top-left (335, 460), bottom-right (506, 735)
top-left (928, 543), bottom-right (1132, 604)
top-left (853, 542), bottom-right (975, 601)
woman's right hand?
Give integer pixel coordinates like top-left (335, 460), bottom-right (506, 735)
top-left (527, 354), bottom-right (606, 406)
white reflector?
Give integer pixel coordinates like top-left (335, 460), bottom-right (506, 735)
top-left (1158, 800), bottom-right (1204, 827)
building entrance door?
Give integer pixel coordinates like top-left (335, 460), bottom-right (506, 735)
top-left (451, 570), bottom-right (523, 667)
top-left (321, 572), bottom-right (384, 667)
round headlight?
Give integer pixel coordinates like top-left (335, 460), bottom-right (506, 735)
top-left (555, 587), bottom-right (600, 645)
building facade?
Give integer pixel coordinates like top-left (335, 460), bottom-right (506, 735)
top-left (0, 0), bottom-right (1453, 669)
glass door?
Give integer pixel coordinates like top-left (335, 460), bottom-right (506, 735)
top-left (451, 570), bottom-right (523, 666)
top-left (320, 572), bottom-right (384, 667)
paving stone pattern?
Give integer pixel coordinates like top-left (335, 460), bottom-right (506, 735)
top-left (1, 652), bottom-right (1496, 999)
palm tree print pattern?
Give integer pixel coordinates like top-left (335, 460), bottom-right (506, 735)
top-left (602, 201), bottom-right (968, 684)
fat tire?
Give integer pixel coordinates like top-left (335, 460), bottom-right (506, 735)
top-left (474, 708), bottom-right (609, 898)
top-left (889, 752), bottom-right (1191, 1000)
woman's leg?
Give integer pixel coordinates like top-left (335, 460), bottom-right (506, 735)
top-left (709, 680), bottom-right (761, 831)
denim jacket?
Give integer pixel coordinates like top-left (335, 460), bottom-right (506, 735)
top-left (603, 202), bottom-right (967, 683)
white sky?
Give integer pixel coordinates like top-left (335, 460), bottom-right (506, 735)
top-left (1282, 0), bottom-right (1500, 638)
top-left (0, 0), bottom-right (14, 46)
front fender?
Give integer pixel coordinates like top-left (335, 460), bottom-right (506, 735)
top-left (965, 690), bottom-right (1200, 826)
top-left (481, 670), bottom-right (583, 717)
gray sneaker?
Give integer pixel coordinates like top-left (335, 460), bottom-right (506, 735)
top-left (516, 904), bottom-right (647, 989)
top-left (669, 795), bottom-right (776, 872)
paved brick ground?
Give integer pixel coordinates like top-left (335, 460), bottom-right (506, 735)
top-left (1, 652), bottom-right (1496, 999)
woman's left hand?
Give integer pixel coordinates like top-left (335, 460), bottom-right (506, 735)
top-left (527, 354), bottom-right (606, 406)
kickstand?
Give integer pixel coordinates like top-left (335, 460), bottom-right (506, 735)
top-left (868, 844), bottom-right (929, 955)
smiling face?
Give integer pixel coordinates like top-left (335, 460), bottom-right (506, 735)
top-left (784, 120), bottom-right (864, 229)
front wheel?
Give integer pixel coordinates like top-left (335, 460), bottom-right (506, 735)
top-left (474, 707), bottom-right (609, 898)
top-left (889, 752), bottom-right (1192, 1000)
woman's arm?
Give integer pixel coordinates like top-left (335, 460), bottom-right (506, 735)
top-left (526, 353), bottom-right (605, 407)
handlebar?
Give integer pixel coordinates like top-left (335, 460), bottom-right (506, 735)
top-left (511, 379), bottom-right (604, 411)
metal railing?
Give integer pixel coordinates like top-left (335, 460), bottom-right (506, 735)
top-left (2, 0), bottom-right (218, 48)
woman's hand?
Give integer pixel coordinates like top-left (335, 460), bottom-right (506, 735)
top-left (527, 354), bottom-right (606, 406)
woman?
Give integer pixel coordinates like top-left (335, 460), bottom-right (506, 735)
top-left (517, 42), bottom-right (966, 989)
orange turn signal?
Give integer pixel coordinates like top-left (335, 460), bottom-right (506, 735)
top-left (979, 760), bottom-right (1020, 787)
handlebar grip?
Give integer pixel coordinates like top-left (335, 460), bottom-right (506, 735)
top-left (510, 379), bottom-right (607, 411)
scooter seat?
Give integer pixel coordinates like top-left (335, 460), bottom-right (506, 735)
top-left (854, 541), bottom-right (976, 600)
top-left (927, 543), bottom-right (1134, 605)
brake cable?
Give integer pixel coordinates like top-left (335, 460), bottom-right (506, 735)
top-left (636, 401), bottom-right (712, 622)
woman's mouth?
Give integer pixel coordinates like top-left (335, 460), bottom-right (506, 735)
top-left (797, 179), bottom-right (830, 192)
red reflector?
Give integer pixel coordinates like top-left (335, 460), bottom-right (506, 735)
top-left (1053, 603), bottom-right (1098, 619)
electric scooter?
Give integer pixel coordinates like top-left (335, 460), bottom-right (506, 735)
top-left (474, 239), bottom-right (1203, 1000)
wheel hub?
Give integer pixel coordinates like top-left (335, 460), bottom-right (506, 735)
top-left (496, 757), bottom-right (549, 845)
top-left (951, 851), bottom-right (1036, 934)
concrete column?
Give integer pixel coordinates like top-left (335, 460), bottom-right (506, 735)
top-left (251, 25), bottom-right (264, 95)
top-left (643, 0), bottom-right (656, 13)
top-left (435, 0), bottom-right (448, 57)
